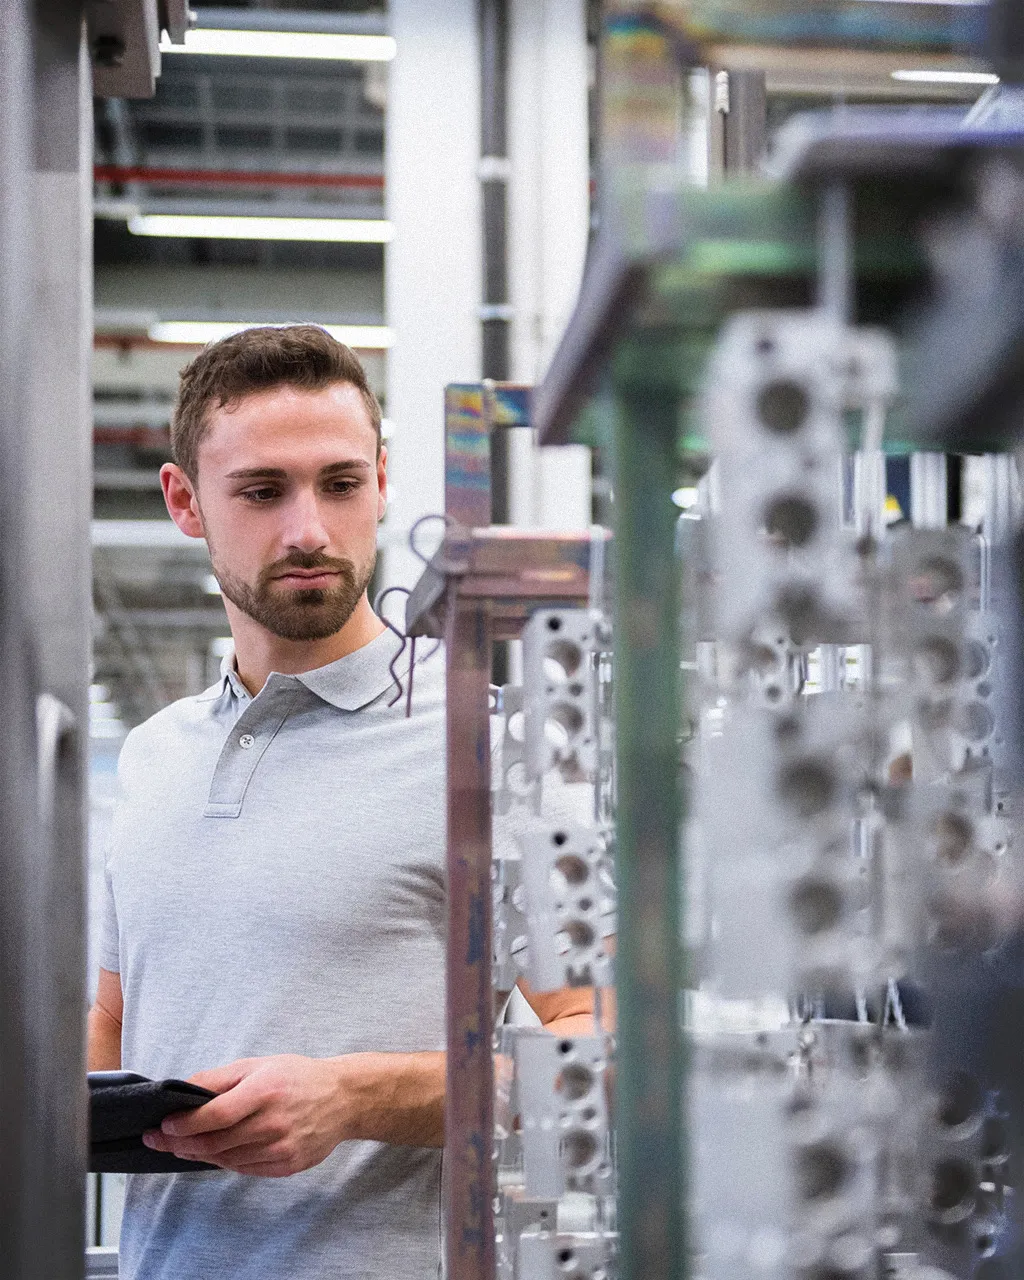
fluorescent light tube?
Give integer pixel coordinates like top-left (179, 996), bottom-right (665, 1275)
top-left (160, 29), bottom-right (396, 61)
top-left (148, 321), bottom-right (395, 349)
top-left (891, 69), bottom-right (999, 85)
top-left (128, 214), bottom-right (393, 243)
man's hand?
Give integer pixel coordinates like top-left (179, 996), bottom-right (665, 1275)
top-left (144, 1055), bottom-right (350, 1177)
top-left (144, 1050), bottom-right (446, 1176)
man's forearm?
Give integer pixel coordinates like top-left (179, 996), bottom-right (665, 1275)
top-left (332, 1012), bottom-right (594, 1150)
top-left (333, 1051), bottom-right (445, 1148)
top-left (87, 1004), bottom-right (122, 1071)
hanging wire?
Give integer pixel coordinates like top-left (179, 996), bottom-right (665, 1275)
top-left (373, 583), bottom-right (442, 717)
top-left (374, 585), bottom-right (415, 714)
top-left (409, 512), bottom-right (458, 569)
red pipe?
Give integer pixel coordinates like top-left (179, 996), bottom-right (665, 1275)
top-left (94, 164), bottom-right (384, 191)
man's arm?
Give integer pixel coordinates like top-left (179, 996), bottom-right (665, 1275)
top-left (144, 982), bottom-right (599, 1177)
top-left (87, 967), bottom-right (123, 1071)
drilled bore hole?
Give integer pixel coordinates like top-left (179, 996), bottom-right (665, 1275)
top-left (764, 493), bottom-right (819, 549)
top-left (561, 1129), bottom-right (598, 1169)
top-left (958, 701), bottom-right (995, 743)
top-left (982, 1116), bottom-right (1009, 1164)
top-left (930, 1158), bottom-right (976, 1224)
top-left (778, 758), bottom-right (837, 818)
top-left (909, 555), bottom-right (964, 610)
top-left (555, 854), bottom-right (590, 886)
top-left (932, 812), bottom-right (974, 866)
top-left (797, 1141), bottom-right (849, 1202)
top-left (544, 703), bottom-right (584, 749)
top-left (938, 1072), bottom-right (984, 1131)
top-left (560, 1063), bottom-right (595, 1101)
top-left (565, 920), bottom-right (596, 949)
top-left (965, 640), bottom-right (991, 680)
top-left (789, 877), bottom-right (844, 935)
top-left (757, 379), bottom-right (811, 434)
top-left (543, 640), bottom-right (584, 683)
top-left (914, 636), bottom-right (962, 686)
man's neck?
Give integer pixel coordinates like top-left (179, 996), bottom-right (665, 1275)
top-left (227, 593), bottom-right (386, 696)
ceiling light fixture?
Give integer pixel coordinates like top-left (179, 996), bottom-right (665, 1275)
top-left (148, 321), bottom-right (394, 349)
top-left (891, 69), bottom-right (999, 85)
top-left (159, 29), bottom-right (396, 62)
top-left (128, 213), bottom-right (393, 243)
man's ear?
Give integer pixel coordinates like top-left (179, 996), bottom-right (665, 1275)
top-left (376, 445), bottom-right (388, 522)
top-left (160, 463), bottom-right (206, 539)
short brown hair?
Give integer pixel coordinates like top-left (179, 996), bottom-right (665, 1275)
top-left (171, 324), bottom-right (382, 482)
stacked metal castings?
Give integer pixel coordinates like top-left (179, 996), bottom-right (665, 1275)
top-left (491, 606), bottom-right (617, 1280)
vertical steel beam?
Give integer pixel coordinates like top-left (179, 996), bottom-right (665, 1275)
top-left (611, 379), bottom-right (685, 1280)
top-left (479, 0), bottom-right (511, 525)
top-left (910, 452), bottom-right (949, 529)
top-left (445, 594), bottom-right (496, 1280)
top-left (25, 2), bottom-right (92, 1275)
top-left (446, 385), bottom-right (493, 529)
top-left (709, 68), bottom-right (767, 181)
top-left (0, 0), bottom-right (43, 1274)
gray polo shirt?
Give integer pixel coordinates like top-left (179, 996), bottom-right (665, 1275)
top-left (101, 631), bottom-right (451, 1280)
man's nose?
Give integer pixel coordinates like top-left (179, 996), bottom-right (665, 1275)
top-left (282, 488), bottom-right (331, 552)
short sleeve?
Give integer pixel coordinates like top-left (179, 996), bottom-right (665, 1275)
top-left (98, 855), bottom-right (121, 973)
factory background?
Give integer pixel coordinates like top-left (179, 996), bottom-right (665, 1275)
top-left (4, 1), bottom-right (1023, 1277)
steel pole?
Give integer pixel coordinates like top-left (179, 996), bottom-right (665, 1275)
top-left (445, 594), bottom-right (496, 1280)
top-left (0, 0), bottom-right (46, 1274)
top-left (611, 377), bottom-right (686, 1280)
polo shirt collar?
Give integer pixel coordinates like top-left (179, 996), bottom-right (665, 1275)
top-left (215, 629), bottom-right (408, 712)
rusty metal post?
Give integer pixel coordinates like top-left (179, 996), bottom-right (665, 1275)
top-left (444, 591), bottom-right (496, 1280)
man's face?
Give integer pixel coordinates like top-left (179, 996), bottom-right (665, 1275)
top-left (187, 382), bottom-right (386, 642)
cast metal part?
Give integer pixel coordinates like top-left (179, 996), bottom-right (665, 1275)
top-left (519, 822), bottom-right (615, 993)
top-left (523, 608), bottom-right (602, 782)
top-left (516, 1034), bottom-right (612, 1202)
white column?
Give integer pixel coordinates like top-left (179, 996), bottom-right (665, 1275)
top-left (383, 0), bottom-right (481, 589)
top-left (506, 0), bottom-right (592, 531)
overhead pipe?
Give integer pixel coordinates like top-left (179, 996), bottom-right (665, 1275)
top-left (94, 163), bottom-right (384, 190)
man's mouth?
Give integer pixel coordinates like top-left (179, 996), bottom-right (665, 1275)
top-left (275, 569), bottom-right (341, 588)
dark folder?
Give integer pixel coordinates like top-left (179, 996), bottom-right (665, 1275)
top-left (89, 1071), bottom-right (218, 1174)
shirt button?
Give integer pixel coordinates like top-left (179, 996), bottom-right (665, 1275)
top-left (238, 733), bottom-right (256, 750)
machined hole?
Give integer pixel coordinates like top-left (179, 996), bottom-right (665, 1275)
top-left (778, 758), bottom-right (837, 818)
top-left (757, 379), bottom-right (811, 434)
top-left (555, 854), bottom-right (590, 886)
top-left (796, 1141), bottom-right (849, 1201)
top-left (982, 1116), bottom-right (1009, 1165)
top-left (914, 636), bottom-right (961, 686)
top-left (932, 812), bottom-right (974, 866)
top-left (561, 1129), bottom-right (598, 1169)
top-left (957, 701), bottom-right (995, 743)
top-left (908, 555), bottom-right (963, 611)
top-left (545, 703), bottom-right (584, 750)
top-left (937, 1072), bottom-right (984, 1132)
top-left (789, 877), bottom-right (844, 935)
top-left (929, 1158), bottom-right (976, 1224)
top-left (565, 920), bottom-right (596, 949)
top-left (543, 639), bottom-right (584, 683)
top-left (965, 640), bottom-right (990, 680)
top-left (559, 1063), bottom-right (595, 1101)
top-left (763, 493), bottom-right (819, 548)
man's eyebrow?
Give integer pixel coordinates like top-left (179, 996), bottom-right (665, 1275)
top-left (319, 460), bottom-right (372, 476)
top-left (224, 460), bottom-right (372, 481)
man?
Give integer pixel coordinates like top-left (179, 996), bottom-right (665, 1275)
top-left (88, 325), bottom-right (592, 1280)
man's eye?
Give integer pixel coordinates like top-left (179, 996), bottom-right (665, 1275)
top-left (327, 480), bottom-right (357, 495)
top-left (241, 487), bottom-right (279, 503)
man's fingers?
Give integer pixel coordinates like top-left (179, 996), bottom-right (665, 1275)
top-left (187, 1060), bottom-right (253, 1094)
top-left (162, 1077), bottom-right (262, 1136)
top-left (152, 1115), bottom-right (271, 1159)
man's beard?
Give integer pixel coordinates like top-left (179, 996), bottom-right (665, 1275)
top-left (213, 548), bottom-right (375, 642)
